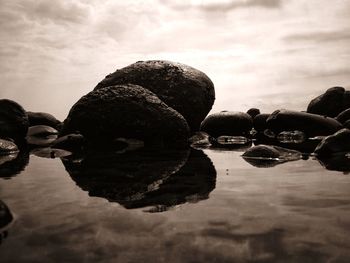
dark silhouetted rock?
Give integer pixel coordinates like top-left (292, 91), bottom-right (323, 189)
top-left (242, 145), bottom-right (302, 168)
top-left (253, 114), bottom-right (270, 133)
top-left (0, 150), bottom-right (29, 179)
top-left (61, 85), bottom-right (190, 149)
top-left (344, 120), bottom-right (350, 129)
top-left (307, 87), bottom-right (350, 117)
top-left (27, 111), bottom-right (62, 130)
top-left (63, 148), bottom-right (216, 212)
top-left (0, 139), bottom-right (19, 155)
top-left (52, 133), bottom-right (85, 152)
top-left (0, 99), bottom-right (29, 142)
top-left (0, 200), bottom-right (13, 229)
top-left (200, 111), bottom-right (253, 137)
top-left (314, 128), bottom-right (350, 157)
top-left (336, 108), bottom-right (350, 124)
top-left (266, 109), bottom-right (342, 138)
top-left (94, 60), bottom-right (215, 131)
top-left (247, 108), bottom-right (260, 119)
top-left (27, 125), bottom-right (58, 137)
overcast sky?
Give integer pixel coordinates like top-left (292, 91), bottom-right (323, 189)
top-left (1, 0), bottom-right (350, 120)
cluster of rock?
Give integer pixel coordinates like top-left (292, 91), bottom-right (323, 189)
top-left (198, 87), bottom-right (350, 170)
top-left (1, 60), bottom-right (349, 172)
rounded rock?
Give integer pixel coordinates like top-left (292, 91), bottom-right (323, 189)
top-left (336, 108), bottom-right (350, 124)
top-left (27, 125), bottom-right (58, 137)
top-left (0, 139), bottom-right (19, 155)
top-left (200, 111), bottom-right (253, 137)
top-left (94, 60), bottom-right (215, 131)
top-left (0, 99), bottom-right (29, 142)
top-left (266, 109), bottom-right (342, 138)
top-left (307, 87), bottom-right (349, 117)
top-left (27, 111), bottom-right (62, 130)
top-left (61, 85), bottom-right (190, 148)
top-left (314, 128), bottom-right (350, 157)
top-left (247, 108), bottom-right (261, 119)
top-left (253, 113), bottom-right (270, 133)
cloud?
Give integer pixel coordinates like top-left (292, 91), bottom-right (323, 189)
top-left (284, 29), bottom-right (350, 43)
top-left (162, 0), bottom-right (283, 12)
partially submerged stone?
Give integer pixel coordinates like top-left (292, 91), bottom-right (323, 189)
top-left (52, 133), bottom-right (85, 152)
top-left (94, 60), bottom-right (215, 131)
top-left (307, 87), bottom-right (350, 117)
top-left (200, 111), bottom-right (253, 137)
top-left (31, 147), bottom-right (72, 159)
top-left (27, 125), bottom-right (58, 137)
top-left (0, 99), bottom-right (29, 142)
top-left (61, 85), bottom-right (190, 149)
top-left (314, 128), bottom-right (350, 157)
top-left (27, 111), bottom-right (62, 130)
top-left (0, 139), bottom-right (19, 155)
top-left (266, 109), bottom-right (342, 138)
top-left (242, 144), bottom-right (302, 168)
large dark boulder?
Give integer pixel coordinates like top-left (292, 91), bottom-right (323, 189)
top-left (27, 111), bottom-right (62, 130)
top-left (61, 85), bottom-right (190, 149)
top-left (307, 87), bottom-right (350, 117)
top-left (0, 200), bottom-right (13, 229)
top-left (94, 60), bottom-right (215, 131)
top-left (314, 128), bottom-right (350, 157)
top-left (200, 111), bottom-right (253, 137)
top-left (266, 109), bottom-right (342, 138)
top-left (0, 99), bottom-right (29, 142)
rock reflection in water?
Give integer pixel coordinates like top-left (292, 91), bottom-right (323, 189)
top-left (0, 150), bottom-right (29, 179)
top-left (62, 148), bottom-right (216, 212)
top-left (316, 153), bottom-right (350, 173)
top-left (0, 200), bottom-right (13, 246)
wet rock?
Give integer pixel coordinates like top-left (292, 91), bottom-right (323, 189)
top-left (307, 87), bottom-right (350, 117)
top-left (27, 111), bottom-right (62, 130)
top-left (200, 111), bottom-right (253, 137)
top-left (314, 128), bottom-right (350, 157)
top-left (247, 108), bottom-right (261, 119)
top-left (31, 147), bottom-right (72, 159)
top-left (317, 154), bottom-right (350, 172)
top-left (266, 109), bottom-right (342, 138)
top-left (61, 85), bottom-right (190, 149)
top-left (0, 139), bottom-right (19, 155)
top-left (0, 150), bottom-right (29, 179)
top-left (0, 200), bottom-right (13, 229)
top-left (27, 125), bottom-right (58, 137)
top-left (63, 148), bottom-right (216, 212)
top-left (336, 108), bottom-right (350, 124)
top-left (253, 114), bottom-right (270, 133)
top-left (52, 133), bottom-right (85, 152)
top-left (94, 60), bottom-right (215, 131)
top-left (242, 145), bottom-right (302, 168)
top-left (0, 99), bottom-right (29, 142)
top-left (189, 132), bottom-right (212, 148)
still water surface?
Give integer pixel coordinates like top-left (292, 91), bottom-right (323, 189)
top-left (0, 148), bottom-right (350, 262)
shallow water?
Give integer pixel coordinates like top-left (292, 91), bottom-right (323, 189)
top-left (1, 148), bottom-right (350, 263)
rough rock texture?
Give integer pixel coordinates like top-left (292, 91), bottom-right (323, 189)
top-left (200, 111), bottom-right (253, 137)
top-left (307, 87), bottom-right (350, 117)
top-left (266, 109), bottom-right (342, 137)
top-left (0, 139), bottom-right (19, 155)
top-left (27, 111), bottom-right (62, 130)
top-left (336, 109), bottom-right (350, 124)
top-left (314, 128), bottom-right (350, 157)
top-left (61, 85), bottom-right (190, 148)
top-left (247, 108), bottom-right (261, 119)
top-left (0, 200), bottom-right (13, 229)
top-left (94, 60), bottom-right (215, 131)
top-left (0, 99), bottom-right (29, 142)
